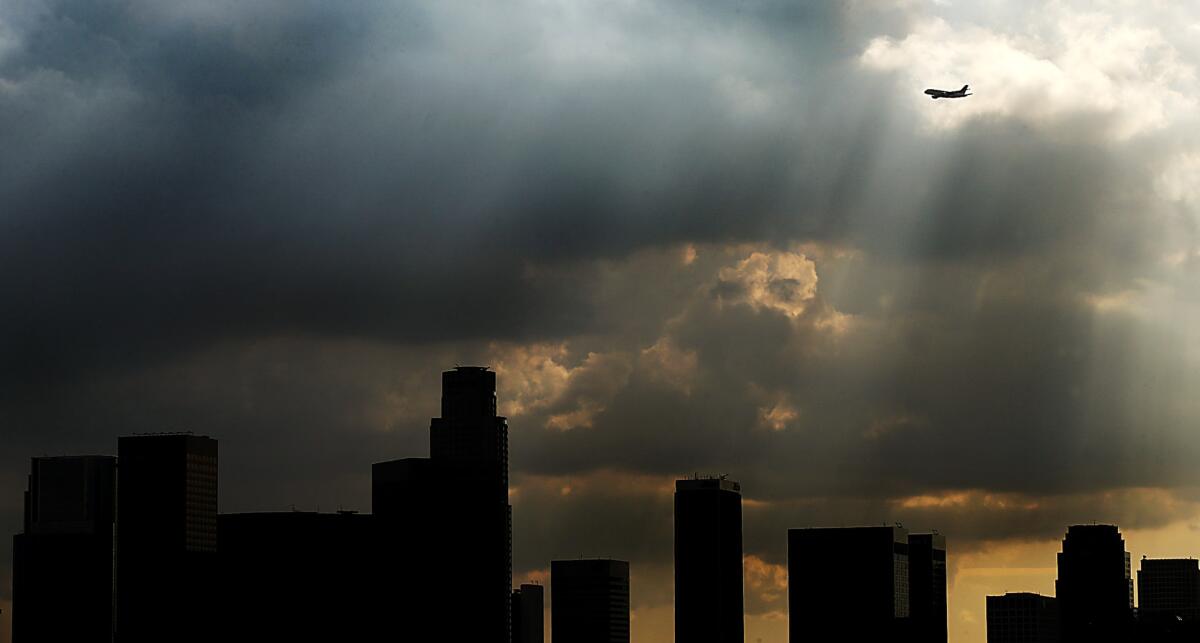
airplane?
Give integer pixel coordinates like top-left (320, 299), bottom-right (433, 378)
top-left (924, 84), bottom-right (971, 99)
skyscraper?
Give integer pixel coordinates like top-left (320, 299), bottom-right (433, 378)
top-left (371, 456), bottom-right (441, 631)
top-left (674, 477), bottom-right (743, 643)
top-left (512, 583), bottom-right (545, 643)
top-left (551, 559), bottom-right (630, 643)
top-left (986, 593), bottom-right (1060, 643)
top-left (1138, 558), bottom-right (1200, 624)
top-left (430, 366), bottom-right (511, 642)
top-left (430, 367), bottom-right (510, 505)
top-left (909, 533), bottom-right (948, 643)
top-left (116, 434), bottom-right (217, 643)
top-left (372, 367), bottom-right (512, 641)
top-left (1056, 524), bottom-right (1133, 643)
top-left (788, 526), bottom-right (910, 642)
top-left (12, 455), bottom-right (117, 642)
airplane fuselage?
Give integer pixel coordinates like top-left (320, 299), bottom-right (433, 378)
top-left (924, 86), bottom-right (971, 99)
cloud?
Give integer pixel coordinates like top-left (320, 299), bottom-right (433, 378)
top-left (491, 343), bottom-right (573, 418)
top-left (744, 554), bottom-right (788, 616)
top-left (0, 0), bottom-right (1176, 396)
top-left (1157, 153), bottom-right (1200, 204)
top-left (717, 251), bottom-right (820, 318)
top-left (861, 3), bottom-right (1199, 139)
top-left (639, 335), bottom-right (699, 396)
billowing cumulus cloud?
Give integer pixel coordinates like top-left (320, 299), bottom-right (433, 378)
top-left (4, 1), bottom-right (1200, 642)
top-left (862, 5), bottom-right (1199, 139)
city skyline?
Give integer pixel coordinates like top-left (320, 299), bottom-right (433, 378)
top-left (6, 1), bottom-right (1200, 642)
top-left (13, 368), bottom-right (1200, 643)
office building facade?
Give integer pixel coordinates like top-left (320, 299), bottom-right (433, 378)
top-left (1139, 558), bottom-right (1200, 623)
top-left (116, 434), bottom-right (217, 643)
top-left (12, 456), bottom-right (117, 642)
top-left (986, 593), bottom-right (1060, 643)
top-left (788, 526), bottom-right (910, 642)
top-left (552, 559), bottom-right (630, 643)
top-left (674, 477), bottom-right (743, 643)
top-left (909, 533), bottom-right (948, 643)
top-left (512, 583), bottom-right (545, 643)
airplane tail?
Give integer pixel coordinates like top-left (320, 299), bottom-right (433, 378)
top-left (961, 84), bottom-right (969, 92)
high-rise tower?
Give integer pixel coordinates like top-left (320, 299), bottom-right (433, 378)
top-left (116, 434), bottom-right (217, 643)
top-left (674, 477), bottom-right (743, 643)
top-left (986, 593), bottom-right (1060, 643)
top-left (512, 583), bottom-right (545, 643)
top-left (431, 366), bottom-right (511, 642)
top-left (1137, 558), bottom-right (1200, 630)
top-left (430, 366), bottom-right (509, 501)
top-left (788, 526), bottom-right (910, 642)
top-left (371, 367), bottom-right (512, 641)
top-left (1056, 524), bottom-right (1133, 643)
top-left (909, 533), bottom-right (948, 643)
top-left (552, 559), bottom-right (631, 643)
top-left (12, 455), bottom-right (117, 642)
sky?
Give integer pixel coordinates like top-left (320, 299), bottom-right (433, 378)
top-left (3, 0), bottom-right (1200, 641)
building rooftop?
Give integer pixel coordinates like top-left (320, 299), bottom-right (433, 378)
top-left (789, 525), bottom-right (910, 544)
top-left (676, 477), bottom-right (741, 493)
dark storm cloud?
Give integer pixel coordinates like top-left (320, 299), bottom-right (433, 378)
top-left (0, 0), bottom-right (989, 386)
top-left (0, 0), bottom-right (1175, 375)
top-left (0, 0), bottom-right (560, 384)
top-left (509, 224), bottom-right (1192, 495)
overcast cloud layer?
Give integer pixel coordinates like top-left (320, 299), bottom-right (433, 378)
top-left (4, 1), bottom-right (1200, 641)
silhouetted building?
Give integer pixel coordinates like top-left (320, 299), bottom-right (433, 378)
top-left (430, 366), bottom-right (509, 503)
top-left (371, 457), bottom-right (441, 630)
top-left (909, 533), bottom-right (948, 643)
top-left (12, 456), bottom-right (116, 643)
top-left (986, 593), bottom-right (1060, 643)
top-left (552, 559), bottom-right (630, 643)
top-left (372, 367), bottom-right (512, 641)
top-left (788, 526), bottom-right (909, 642)
top-left (1137, 557), bottom-right (1200, 641)
top-left (372, 457), bottom-right (436, 518)
top-left (1056, 524), bottom-right (1133, 643)
top-left (431, 366), bottom-right (512, 642)
top-left (1139, 558), bottom-right (1200, 619)
top-left (674, 477), bottom-right (743, 643)
top-left (116, 434), bottom-right (217, 643)
top-left (513, 583), bottom-right (545, 643)
top-left (219, 511), bottom-right (378, 639)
